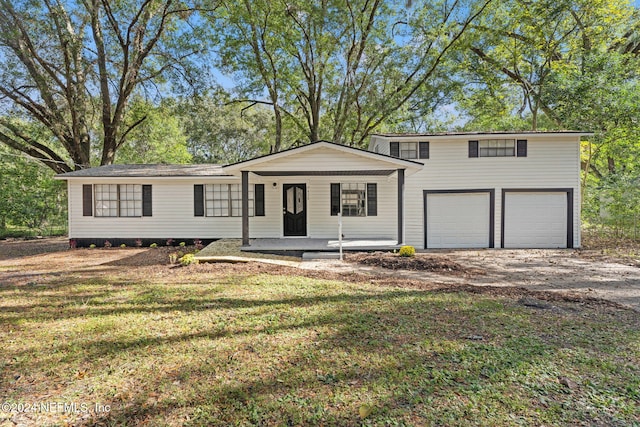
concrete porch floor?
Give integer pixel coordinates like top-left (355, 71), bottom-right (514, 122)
top-left (240, 238), bottom-right (401, 252)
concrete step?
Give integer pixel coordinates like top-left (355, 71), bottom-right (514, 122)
top-left (302, 252), bottom-right (342, 260)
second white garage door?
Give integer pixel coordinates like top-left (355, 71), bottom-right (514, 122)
top-left (503, 192), bottom-right (567, 248)
top-left (425, 192), bottom-right (491, 248)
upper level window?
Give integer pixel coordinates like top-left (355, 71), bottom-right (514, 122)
top-left (400, 142), bottom-right (417, 159)
top-left (469, 139), bottom-right (527, 158)
top-left (95, 184), bottom-right (142, 217)
top-left (479, 139), bottom-right (515, 157)
top-left (390, 141), bottom-right (429, 159)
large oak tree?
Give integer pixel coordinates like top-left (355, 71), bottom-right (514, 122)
top-left (0, 0), bottom-right (206, 173)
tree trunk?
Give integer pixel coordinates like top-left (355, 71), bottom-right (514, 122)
top-left (273, 106), bottom-right (283, 152)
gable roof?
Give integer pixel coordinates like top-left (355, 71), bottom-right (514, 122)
top-left (56, 164), bottom-right (228, 179)
top-left (223, 140), bottom-right (423, 172)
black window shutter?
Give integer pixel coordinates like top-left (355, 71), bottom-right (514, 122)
top-left (419, 141), bottom-right (430, 159)
top-left (330, 183), bottom-right (341, 215)
top-left (469, 140), bottom-right (479, 158)
top-left (367, 183), bottom-right (377, 216)
top-left (194, 185), bottom-right (204, 217)
top-left (82, 184), bottom-right (93, 216)
top-left (142, 185), bottom-right (152, 216)
top-left (254, 184), bottom-right (265, 216)
top-left (390, 142), bottom-right (399, 158)
top-left (517, 139), bottom-right (528, 157)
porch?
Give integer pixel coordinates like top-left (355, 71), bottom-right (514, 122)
top-left (221, 141), bottom-right (425, 249)
top-left (240, 238), bottom-right (401, 252)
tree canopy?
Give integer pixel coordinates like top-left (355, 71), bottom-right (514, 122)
top-left (0, 0), bottom-right (206, 172)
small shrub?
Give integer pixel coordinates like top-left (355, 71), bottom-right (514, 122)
top-left (169, 252), bottom-right (179, 264)
top-left (166, 238), bottom-right (174, 246)
top-left (194, 239), bottom-right (203, 250)
top-left (179, 253), bottom-right (198, 266)
top-left (179, 241), bottom-right (186, 247)
top-left (89, 244), bottom-right (96, 249)
top-left (134, 238), bottom-right (143, 247)
top-left (103, 240), bottom-right (112, 248)
top-left (398, 245), bottom-right (415, 257)
top-left (69, 239), bottom-right (77, 249)
top-left (150, 243), bottom-right (158, 248)
top-left (120, 243), bottom-right (126, 248)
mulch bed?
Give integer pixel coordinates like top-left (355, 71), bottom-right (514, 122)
top-left (347, 251), bottom-right (464, 271)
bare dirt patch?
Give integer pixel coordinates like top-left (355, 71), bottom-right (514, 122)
top-left (347, 251), bottom-right (472, 273)
top-left (0, 236), bottom-right (68, 260)
top-left (1, 238), bottom-right (637, 313)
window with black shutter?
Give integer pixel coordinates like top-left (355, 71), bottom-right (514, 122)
top-left (254, 184), bottom-right (265, 216)
top-left (82, 184), bottom-right (93, 216)
top-left (331, 183), bottom-right (377, 217)
top-left (419, 141), bottom-right (429, 159)
top-left (390, 142), bottom-right (399, 158)
top-left (194, 185), bottom-right (204, 217)
top-left (330, 183), bottom-right (341, 215)
top-left (469, 140), bottom-right (479, 158)
top-left (367, 183), bottom-right (377, 216)
top-left (517, 139), bottom-right (528, 157)
top-left (142, 185), bottom-right (152, 216)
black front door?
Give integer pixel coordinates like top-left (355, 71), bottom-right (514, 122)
top-left (283, 183), bottom-right (307, 236)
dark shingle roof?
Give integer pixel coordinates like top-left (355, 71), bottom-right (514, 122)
top-left (57, 164), bottom-right (228, 178)
top-left (371, 130), bottom-right (589, 137)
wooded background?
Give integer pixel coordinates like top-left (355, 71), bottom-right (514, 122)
top-left (0, 0), bottom-right (638, 238)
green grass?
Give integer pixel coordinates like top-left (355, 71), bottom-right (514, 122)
top-left (1, 273), bottom-right (639, 426)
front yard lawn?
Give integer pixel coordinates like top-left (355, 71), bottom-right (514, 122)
top-left (0, 249), bottom-right (639, 425)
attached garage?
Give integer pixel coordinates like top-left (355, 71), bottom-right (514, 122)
top-left (424, 190), bottom-right (495, 249)
top-left (502, 189), bottom-right (573, 249)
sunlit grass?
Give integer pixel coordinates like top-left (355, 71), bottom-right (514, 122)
top-left (1, 272), bottom-right (639, 426)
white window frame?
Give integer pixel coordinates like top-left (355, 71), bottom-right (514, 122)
top-left (341, 183), bottom-right (366, 217)
top-left (399, 142), bottom-right (418, 159)
top-left (205, 184), bottom-right (254, 217)
top-left (479, 139), bottom-right (516, 157)
top-left (94, 184), bottom-right (142, 217)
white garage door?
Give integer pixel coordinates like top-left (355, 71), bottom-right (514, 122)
top-left (504, 192), bottom-right (567, 248)
top-left (426, 192), bottom-right (491, 248)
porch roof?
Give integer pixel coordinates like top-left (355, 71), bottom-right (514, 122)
top-left (223, 140), bottom-right (423, 175)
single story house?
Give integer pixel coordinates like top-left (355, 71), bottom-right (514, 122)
top-left (56, 131), bottom-right (588, 250)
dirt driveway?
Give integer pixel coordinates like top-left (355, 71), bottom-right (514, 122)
top-left (303, 249), bottom-right (640, 311)
top-left (2, 238), bottom-right (640, 311)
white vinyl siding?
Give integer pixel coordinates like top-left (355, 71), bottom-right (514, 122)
top-left (69, 179), bottom-right (244, 239)
top-left (401, 136), bottom-right (581, 248)
top-left (64, 135), bottom-right (580, 248)
top-left (67, 176), bottom-right (397, 240)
